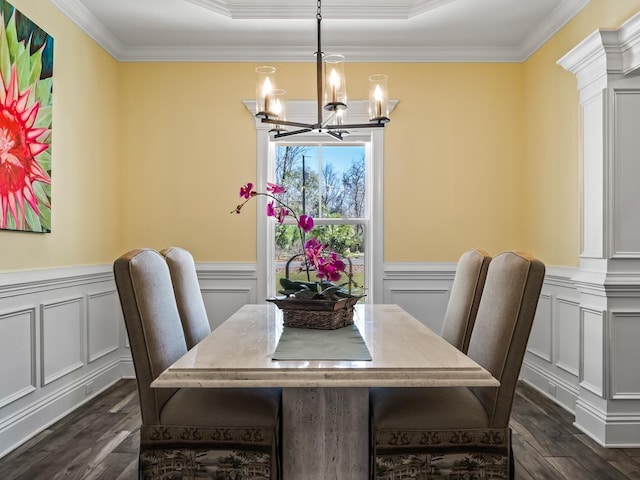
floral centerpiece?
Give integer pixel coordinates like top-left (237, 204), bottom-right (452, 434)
top-left (232, 181), bottom-right (365, 329)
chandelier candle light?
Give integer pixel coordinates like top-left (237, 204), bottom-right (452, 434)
top-left (254, 0), bottom-right (390, 140)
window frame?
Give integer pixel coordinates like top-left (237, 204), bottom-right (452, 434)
top-left (246, 99), bottom-right (390, 304)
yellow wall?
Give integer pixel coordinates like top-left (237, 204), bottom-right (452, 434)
top-left (522, 0), bottom-right (640, 266)
top-left (0, 0), bottom-right (121, 270)
top-left (3, 0), bottom-right (640, 271)
top-left (119, 62), bottom-right (524, 262)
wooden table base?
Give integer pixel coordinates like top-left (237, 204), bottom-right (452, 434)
top-left (282, 387), bottom-right (369, 480)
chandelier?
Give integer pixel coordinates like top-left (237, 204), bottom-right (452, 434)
top-left (255, 0), bottom-right (390, 140)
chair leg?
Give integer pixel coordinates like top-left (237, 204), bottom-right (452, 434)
top-left (509, 439), bottom-right (515, 480)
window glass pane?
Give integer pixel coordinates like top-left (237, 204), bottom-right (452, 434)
top-left (275, 145), bottom-right (319, 218)
top-left (321, 146), bottom-right (366, 219)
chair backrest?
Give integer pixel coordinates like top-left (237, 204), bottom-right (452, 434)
top-left (161, 247), bottom-right (211, 349)
top-left (113, 248), bottom-right (188, 426)
top-left (467, 251), bottom-right (545, 428)
top-left (440, 249), bottom-right (491, 353)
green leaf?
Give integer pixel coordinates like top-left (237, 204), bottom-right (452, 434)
top-left (24, 203), bottom-right (42, 231)
top-left (15, 46), bottom-right (31, 92)
top-left (319, 285), bottom-right (342, 297)
top-left (29, 47), bottom-right (42, 86)
top-left (36, 149), bottom-right (50, 171)
top-left (0, 15), bottom-right (10, 82)
top-left (39, 204), bottom-right (51, 231)
top-left (293, 290), bottom-right (318, 299)
top-left (35, 105), bottom-right (52, 129)
top-left (35, 77), bottom-right (52, 106)
top-left (32, 181), bottom-right (51, 206)
top-left (5, 9), bottom-right (18, 65)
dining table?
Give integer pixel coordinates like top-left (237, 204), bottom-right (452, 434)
top-left (152, 303), bottom-right (499, 480)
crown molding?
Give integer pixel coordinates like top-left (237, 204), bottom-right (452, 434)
top-left (184, 0), bottom-right (456, 20)
top-left (117, 45), bottom-right (524, 63)
top-left (518, 0), bottom-right (591, 62)
top-left (50, 0), bottom-right (589, 63)
top-left (49, 0), bottom-right (125, 60)
top-left (558, 11), bottom-right (640, 99)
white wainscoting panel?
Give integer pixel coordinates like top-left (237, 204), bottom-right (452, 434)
top-left (388, 288), bottom-right (449, 333)
top-left (87, 290), bottom-right (120, 363)
top-left (0, 308), bottom-right (36, 409)
top-left (197, 262), bottom-right (258, 331)
top-left (201, 288), bottom-right (253, 331)
top-left (612, 89), bottom-right (640, 258)
top-left (581, 307), bottom-right (605, 396)
top-left (610, 312), bottom-right (640, 399)
top-left (527, 293), bottom-right (553, 362)
top-left (383, 262), bottom-right (456, 333)
top-left (40, 297), bottom-right (85, 386)
top-left (556, 297), bottom-right (580, 377)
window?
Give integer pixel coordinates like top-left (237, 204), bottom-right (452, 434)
top-left (272, 144), bottom-right (369, 295)
top-left (247, 98), bottom-right (392, 303)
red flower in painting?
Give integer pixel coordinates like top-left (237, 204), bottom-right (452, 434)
top-left (0, 65), bottom-right (50, 229)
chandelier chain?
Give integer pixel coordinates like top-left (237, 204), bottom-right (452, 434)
top-left (317, 0), bottom-right (322, 21)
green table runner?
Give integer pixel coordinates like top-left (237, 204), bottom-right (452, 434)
top-left (272, 323), bottom-right (372, 361)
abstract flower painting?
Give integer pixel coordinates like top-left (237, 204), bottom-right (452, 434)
top-left (0, 1), bottom-right (52, 232)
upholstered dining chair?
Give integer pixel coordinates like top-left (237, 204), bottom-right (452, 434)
top-left (440, 249), bottom-right (491, 353)
top-left (370, 251), bottom-right (545, 480)
top-left (160, 246), bottom-right (211, 349)
top-left (114, 248), bottom-right (281, 480)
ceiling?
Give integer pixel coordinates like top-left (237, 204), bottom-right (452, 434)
top-left (49, 0), bottom-right (591, 62)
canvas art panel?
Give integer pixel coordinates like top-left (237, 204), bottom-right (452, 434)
top-left (0, 0), bottom-right (53, 233)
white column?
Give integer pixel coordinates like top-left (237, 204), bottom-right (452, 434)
top-left (558, 12), bottom-right (640, 447)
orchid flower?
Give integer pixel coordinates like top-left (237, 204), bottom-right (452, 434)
top-left (233, 181), bottom-right (349, 284)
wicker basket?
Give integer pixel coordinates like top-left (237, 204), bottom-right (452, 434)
top-left (267, 296), bottom-right (359, 329)
top-left (268, 254), bottom-right (360, 329)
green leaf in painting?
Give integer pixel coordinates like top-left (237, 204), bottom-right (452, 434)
top-left (35, 105), bottom-right (51, 129)
top-left (35, 77), bottom-right (52, 106)
top-left (39, 204), bottom-right (51, 231)
top-left (29, 48), bottom-right (42, 86)
top-left (32, 181), bottom-right (50, 206)
top-left (36, 149), bottom-right (50, 171)
top-left (4, 8), bottom-right (18, 65)
top-left (5, 211), bottom-right (15, 230)
top-left (15, 46), bottom-right (30, 92)
top-left (0, 13), bottom-right (10, 83)
top-left (24, 202), bottom-right (42, 232)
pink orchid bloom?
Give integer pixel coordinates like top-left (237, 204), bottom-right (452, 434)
top-left (266, 201), bottom-right (276, 217)
top-left (267, 182), bottom-right (286, 194)
top-left (298, 214), bottom-right (314, 233)
top-left (304, 237), bottom-right (325, 262)
top-left (239, 183), bottom-right (254, 199)
top-left (314, 252), bottom-right (346, 282)
top-left (276, 207), bottom-right (289, 224)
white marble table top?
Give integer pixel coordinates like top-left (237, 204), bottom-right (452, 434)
top-left (152, 304), bottom-right (499, 388)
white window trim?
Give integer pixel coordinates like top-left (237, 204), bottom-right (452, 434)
top-left (243, 99), bottom-right (397, 304)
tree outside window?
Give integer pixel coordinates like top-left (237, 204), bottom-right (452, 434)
top-left (273, 144), bottom-right (367, 294)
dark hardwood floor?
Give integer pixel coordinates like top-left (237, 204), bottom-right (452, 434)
top-left (1, 379), bottom-right (639, 479)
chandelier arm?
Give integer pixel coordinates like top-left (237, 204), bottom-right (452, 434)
top-left (326, 123), bottom-right (386, 129)
top-left (273, 128), bottom-right (314, 139)
top-left (262, 118), bottom-right (320, 129)
top-left (324, 130), bottom-right (344, 141)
